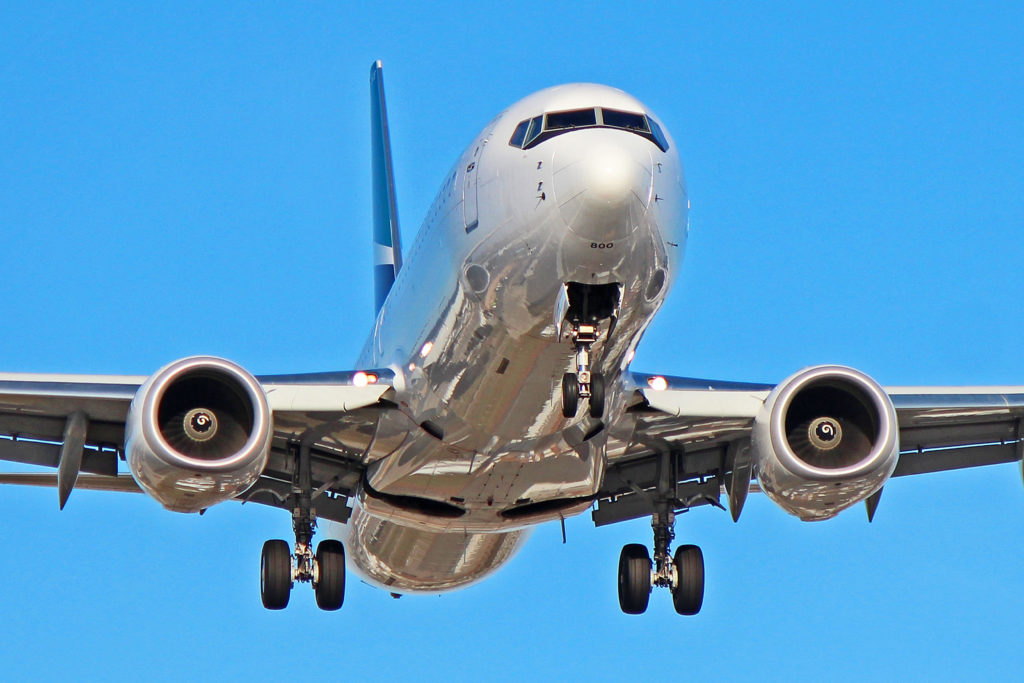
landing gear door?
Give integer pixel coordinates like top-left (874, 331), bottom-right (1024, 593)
top-left (553, 283), bottom-right (570, 338)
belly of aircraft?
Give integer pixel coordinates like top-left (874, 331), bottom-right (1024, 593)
top-left (348, 322), bottom-right (610, 593)
top-left (332, 505), bottom-right (531, 593)
top-left (364, 326), bottom-right (610, 519)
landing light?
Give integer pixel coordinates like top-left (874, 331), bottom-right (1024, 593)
top-left (353, 372), bottom-right (378, 387)
top-left (647, 376), bottom-right (668, 391)
top-left (420, 341), bottom-right (433, 358)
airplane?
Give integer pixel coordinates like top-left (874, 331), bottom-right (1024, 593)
top-left (1, 60), bottom-right (1022, 616)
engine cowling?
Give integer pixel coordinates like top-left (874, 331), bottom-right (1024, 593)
top-left (751, 365), bottom-right (899, 521)
top-left (125, 356), bottom-right (271, 513)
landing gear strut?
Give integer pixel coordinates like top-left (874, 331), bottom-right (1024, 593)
top-left (562, 323), bottom-right (605, 419)
top-left (617, 451), bottom-right (705, 615)
top-left (260, 442), bottom-right (346, 611)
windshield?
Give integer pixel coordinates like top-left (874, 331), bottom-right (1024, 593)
top-left (508, 107), bottom-right (669, 151)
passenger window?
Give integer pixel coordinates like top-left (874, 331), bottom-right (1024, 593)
top-left (601, 109), bottom-right (649, 133)
top-left (509, 119), bottom-right (530, 148)
top-left (545, 108), bottom-right (597, 131)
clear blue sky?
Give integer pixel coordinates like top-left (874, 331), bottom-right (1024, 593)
top-left (1, 2), bottom-right (1022, 680)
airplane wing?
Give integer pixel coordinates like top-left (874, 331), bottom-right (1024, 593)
top-left (597, 370), bottom-right (1024, 526)
top-left (7, 364), bottom-right (1022, 528)
top-left (0, 368), bottom-right (396, 519)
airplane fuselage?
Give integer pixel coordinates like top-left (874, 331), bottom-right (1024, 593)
top-left (337, 84), bottom-right (689, 591)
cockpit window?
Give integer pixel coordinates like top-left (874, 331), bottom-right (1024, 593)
top-left (545, 108), bottom-right (597, 130)
top-left (601, 109), bottom-right (649, 133)
top-left (509, 119), bottom-right (530, 148)
top-left (647, 117), bottom-right (669, 152)
top-left (508, 107), bottom-right (669, 152)
top-left (524, 115), bottom-right (543, 147)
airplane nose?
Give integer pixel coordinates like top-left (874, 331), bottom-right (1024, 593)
top-left (553, 141), bottom-right (653, 243)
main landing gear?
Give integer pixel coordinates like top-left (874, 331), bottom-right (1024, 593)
top-left (562, 323), bottom-right (606, 419)
top-left (260, 536), bottom-right (346, 611)
top-left (617, 511), bottom-right (704, 615)
top-left (617, 452), bottom-right (705, 616)
top-left (260, 443), bottom-right (346, 611)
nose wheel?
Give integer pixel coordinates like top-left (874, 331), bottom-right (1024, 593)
top-left (562, 373), bottom-right (579, 417)
top-left (561, 324), bottom-right (606, 418)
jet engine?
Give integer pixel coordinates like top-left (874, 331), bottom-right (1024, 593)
top-left (125, 356), bottom-right (272, 513)
top-left (751, 365), bottom-right (899, 521)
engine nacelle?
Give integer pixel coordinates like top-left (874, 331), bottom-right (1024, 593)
top-left (751, 365), bottom-right (899, 521)
top-left (125, 356), bottom-right (271, 513)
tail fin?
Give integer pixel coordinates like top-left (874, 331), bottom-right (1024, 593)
top-left (370, 60), bottom-right (403, 313)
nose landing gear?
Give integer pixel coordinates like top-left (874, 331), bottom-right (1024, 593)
top-left (558, 282), bottom-right (621, 420)
top-left (562, 324), bottom-right (606, 418)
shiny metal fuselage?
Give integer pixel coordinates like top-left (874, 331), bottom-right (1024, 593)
top-left (337, 84), bottom-right (689, 592)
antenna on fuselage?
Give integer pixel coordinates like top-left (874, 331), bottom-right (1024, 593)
top-left (370, 60), bottom-right (403, 314)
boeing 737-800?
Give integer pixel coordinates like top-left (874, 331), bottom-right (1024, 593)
top-left (2, 62), bottom-right (1022, 615)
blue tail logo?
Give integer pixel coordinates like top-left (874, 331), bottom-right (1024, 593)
top-left (370, 60), bottom-right (403, 314)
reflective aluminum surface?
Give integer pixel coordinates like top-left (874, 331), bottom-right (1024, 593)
top-left (752, 365), bottom-right (900, 521)
top-left (342, 84), bottom-right (688, 591)
top-left (126, 356), bottom-right (271, 513)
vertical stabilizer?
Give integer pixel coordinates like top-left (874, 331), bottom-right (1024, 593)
top-left (370, 60), bottom-right (403, 313)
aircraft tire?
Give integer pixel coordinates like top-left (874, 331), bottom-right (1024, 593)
top-left (260, 539), bottom-right (292, 610)
top-left (671, 544), bottom-right (704, 616)
top-left (589, 373), bottom-right (605, 418)
top-left (618, 543), bottom-right (651, 614)
top-left (314, 540), bottom-right (346, 611)
top-left (562, 373), bottom-right (579, 418)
